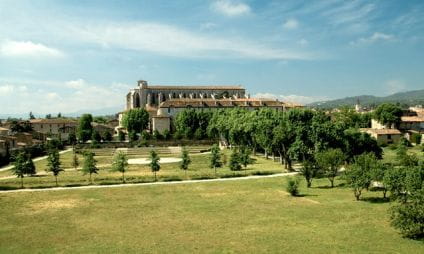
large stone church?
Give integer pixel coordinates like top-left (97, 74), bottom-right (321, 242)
top-left (121, 80), bottom-right (302, 133)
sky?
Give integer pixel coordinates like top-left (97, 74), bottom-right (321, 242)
top-left (0, 0), bottom-right (423, 116)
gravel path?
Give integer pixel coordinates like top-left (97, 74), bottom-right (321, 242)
top-left (0, 172), bottom-right (298, 194)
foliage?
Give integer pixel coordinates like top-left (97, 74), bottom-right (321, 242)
top-left (46, 149), bottom-right (63, 186)
top-left (10, 120), bottom-right (33, 133)
top-left (344, 153), bottom-right (377, 200)
top-left (111, 151), bottom-right (129, 183)
top-left (286, 177), bottom-right (300, 196)
top-left (103, 131), bottom-right (113, 142)
top-left (228, 149), bottom-right (241, 171)
top-left (373, 103), bottom-right (403, 127)
top-left (81, 151), bottom-right (98, 184)
top-left (300, 159), bottom-right (320, 188)
top-left (122, 108), bottom-right (149, 134)
top-left (12, 152), bottom-right (35, 188)
top-left (149, 150), bottom-right (160, 181)
top-left (343, 129), bottom-right (382, 161)
top-left (238, 146), bottom-right (253, 169)
top-left (390, 189), bottom-right (424, 239)
top-left (92, 130), bottom-right (102, 143)
top-left (72, 152), bottom-right (79, 170)
top-left (118, 131), bottom-right (125, 142)
top-left (179, 148), bottom-right (191, 174)
top-left (153, 130), bottom-right (162, 140)
top-left (209, 144), bottom-right (222, 175)
top-left (77, 114), bottom-right (93, 142)
top-left (315, 148), bottom-right (345, 188)
top-left (67, 132), bottom-right (77, 145)
top-left (410, 133), bottom-right (422, 145)
top-left (162, 129), bottom-right (171, 140)
top-left (141, 130), bottom-right (151, 140)
top-left (128, 131), bottom-right (138, 142)
top-left (175, 109), bottom-right (212, 139)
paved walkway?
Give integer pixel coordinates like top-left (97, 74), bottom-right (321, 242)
top-left (0, 172), bottom-right (298, 194)
top-left (0, 148), bottom-right (73, 172)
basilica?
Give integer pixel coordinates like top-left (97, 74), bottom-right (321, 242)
top-left (121, 80), bottom-right (302, 133)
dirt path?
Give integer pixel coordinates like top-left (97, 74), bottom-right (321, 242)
top-left (0, 172), bottom-right (298, 194)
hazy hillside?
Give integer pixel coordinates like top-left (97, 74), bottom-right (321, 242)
top-left (309, 89), bottom-right (424, 109)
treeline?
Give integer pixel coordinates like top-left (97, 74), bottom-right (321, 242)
top-left (173, 107), bottom-right (381, 170)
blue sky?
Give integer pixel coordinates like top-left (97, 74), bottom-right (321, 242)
top-left (0, 0), bottom-right (423, 115)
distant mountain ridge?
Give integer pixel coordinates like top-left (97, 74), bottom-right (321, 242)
top-left (309, 89), bottom-right (424, 109)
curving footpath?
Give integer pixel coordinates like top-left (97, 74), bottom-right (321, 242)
top-left (0, 172), bottom-right (298, 194)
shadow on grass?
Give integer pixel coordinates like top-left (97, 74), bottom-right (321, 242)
top-left (361, 197), bottom-right (391, 204)
top-left (312, 182), bottom-right (347, 189)
top-left (294, 194), bottom-right (318, 197)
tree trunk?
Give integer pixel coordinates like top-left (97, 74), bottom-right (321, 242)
top-left (330, 178), bottom-right (334, 188)
top-left (383, 189), bottom-right (387, 199)
top-left (55, 175), bottom-right (58, 187)
top-left (21, 176), bottom-right (24, 189)
top-left (265, 150), bottom-right (268, 159)
top-left (272, 153), bottom-right (275, 162)
top-left (307, 179), bottom-right (312, 188)
top-left (89, 173), bottom-right (92, 184)
top-left (185, 169), bottom-right (187, 178)
top-left (122, 171), bottom-right (125, 183)
top-left (214, 166), bottom-right (217, 177)
top-left (154, 171), bottom-right (157, 182)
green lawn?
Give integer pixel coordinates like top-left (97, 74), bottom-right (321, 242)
top-left (382, 145), bottom-right (423, 164)
top-left (0, 149), bottom-right (288, 189)
top-left (0, 177), bottom-right (423, 253)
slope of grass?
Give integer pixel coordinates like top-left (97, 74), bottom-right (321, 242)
top-left (0, 177), bottom-right (423, 253)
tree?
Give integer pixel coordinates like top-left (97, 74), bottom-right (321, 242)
top-left (24, 154), bottom-right (36, 176)
top-left (370, 162), bottom-right (389, 198)
top-left (57, 112), bottom-right (62, 118)
top-left (46, 114), bottom-right (52, 119)
top-left (229, 149), bottom-right (241, 171)
top-left (239, 146), bottom-right (253, 172)
top-left (72, 152), bottom-right (79, 170)
top-left (103, 131), bottom-right (113, 142)
top-left (92, 130), bottom-right (102, 143)
top-left (81, 152), bottom-right (98, 184)
top-left (373, 103), bottom-right (403, 127)
top-left (344, 153), bottom-right (376, 200)
top-left (122, 108), bottom-right (149, 134)
top-left (111, 151), bottom-right (128, 183)
top-left (149, 150), bottom-right (160, 181)
top-left (300, 159), bottom-right (320, 188)
top-left (128, 130), bottom-right (138, 142)
top-left (315, 148), bottom-right (345, 188)
top-left (179, 148), bottom-right (191, 177)
top-left (29, 111), bottom-right (35, 119)
top-left (390, 189), bottom-right (424, 239)
top-left (46, 149), bottom-right (63, 186)
top-left (12, 152), bottom-right (28, 188)
top-left (67, 132), bottom-right (77, 145)
top-left (162, 129), bottom-right (171, 140)
top-left (77, 114), bottom-right (93, 142)
top-left (118, 131), bottom-right (125, 142)
top-left (210, 144), bottom-right (222, 176)
top-left (286, 177), bottom-right (300, 196)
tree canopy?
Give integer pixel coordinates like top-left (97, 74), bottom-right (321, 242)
top-left (122, 108), bottom-right (149, 134)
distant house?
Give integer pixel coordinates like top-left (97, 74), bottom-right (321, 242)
top-left (30, 118), bottom-right (77, 141)
top-left (364, 128), bottom-right (402, 145)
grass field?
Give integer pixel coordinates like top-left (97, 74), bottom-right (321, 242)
top-left (0, 177), bottom-right (423, 253)
top-left (0, 148), bottom-right (289, 190)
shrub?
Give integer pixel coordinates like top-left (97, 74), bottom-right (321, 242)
top-left (390, 189), bottom-right (424, 239)
top-left (286, 177), bottom-right (300, 196)
top-left (162, 129), bottom-right (171, 140)
top-left (153, 130), bottom-right (162, 140)
top-left (410, 133), bottom-right (422, 145)
top-left (141, 130), bottom-right (151, 140)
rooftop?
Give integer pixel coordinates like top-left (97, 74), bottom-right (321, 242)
top-left (365, 128), bottom-right (402, 135)
top-left (159, 98), bottom-right (298, 108)
top-left (401, 116), bottom-right (424, 122)
top-left (30, 118), bottom-right (77, 124)
top-left (142, 85), bottom-right (245, 90)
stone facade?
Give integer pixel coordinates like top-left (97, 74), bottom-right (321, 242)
top-left (121, 80), bottom-right (303, 133)
top-left (30, 118), bottom-right (77, 141)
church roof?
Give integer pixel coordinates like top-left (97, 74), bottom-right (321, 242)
top-left (158, 98), bottom-right (297, 108)
top-left (145, 85), bottom-right (245, 90)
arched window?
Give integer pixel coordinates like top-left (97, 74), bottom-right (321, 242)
top-left (135, 95), bottom-right (140, 107)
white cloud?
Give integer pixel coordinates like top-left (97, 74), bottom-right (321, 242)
top-left (72, 22), bottom-right (314, 60)
top-left (298, 39), bottom-right (308, 46)
top-left (384, 79), bottom-right (406, 95)
top-left (200, 22), bottom-right (218, 30)
top-left (350, 32), bottom-right (394, 46)
top-left (283, 18), bottom-right (299, 30)
top-left (0, 40), bottom-right (64, 58)
top-left (0, 79), bottom-right (130, 114)
top-left (211, 0), bottom-right (251, 17)
top-left (254, 92), bottom-right (327, 104)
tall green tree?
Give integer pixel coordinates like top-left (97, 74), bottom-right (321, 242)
top-left (46, 149), bottom-right (63, 186)
top-left (229, 149), bottom-right (241, 171)
top-left (68, 132), bottom-right (77, 145)
top-left (81, 152), bottom-right (98, 184)
top-left (12, 152), bottom-right (28, 188)
top-left (77, 114), bottom-right (93, 142)
top-left (149, 150), bottom-right (160, 181)
top-left (111, 151), bottom-right (129, 183)
top-left (122, 108), bottom-right (149, 134)
top-left (72, 152), bottom-right (79, 170)
top-left (315, 148), bottom-right (345, 188)
top-left (300, 159), bottom-right (320, 188)
top-left (373, 103), bottom-right (403, 127)
top-left (239, 146), bottom-right (253, 171)
top-left (210, 144), bottom-right (222, 176)
top-left (92, 130), bottom-right (102, 143)
top-left (179, 148), bottom-right (191, 177)
top-left (344, 153), bottom-right (377, 200)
